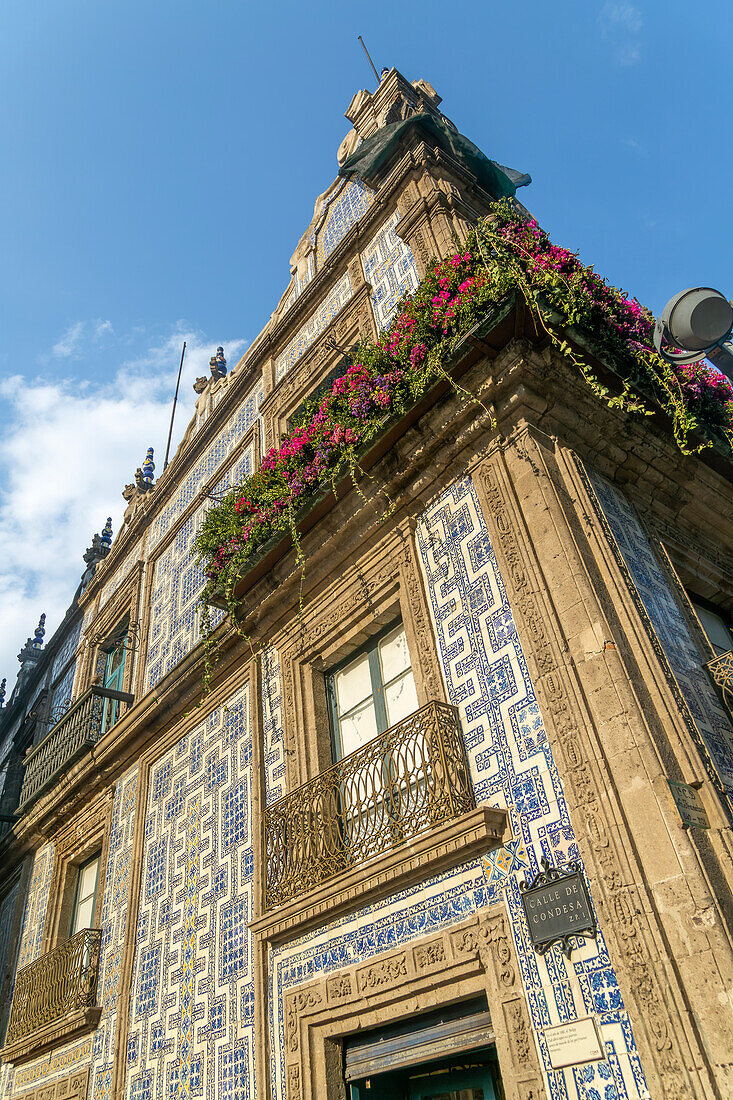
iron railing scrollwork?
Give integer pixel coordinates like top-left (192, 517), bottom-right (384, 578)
top-left (18, 685), bottom-right (134, 810)
top-left (264, 701), bottom-right (475, 907)
top-left (707, 650), bottom-right (733, 714)
top-left (6, 928), bottom-right (101, 1043)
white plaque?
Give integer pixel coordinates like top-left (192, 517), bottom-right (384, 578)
top-left (543, 1016), bottom-right (604, 1070)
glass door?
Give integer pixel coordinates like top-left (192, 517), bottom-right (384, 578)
top-left (100, 631), bottom-right (127, 735)
top-left (407, 1066), bottom-right (497, 1100)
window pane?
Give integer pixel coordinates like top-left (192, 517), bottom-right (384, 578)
top-left (72, 895), bottom-right (95, 934)
top-left (696, 605), bottom-right (733, 656)
top-left (335, 653), bottom-right (373, 716)
top-left (384, 669), bottom-right (419, 727)
top-left (79, 858), bottom-right (99, 899)
top-left (379, 625), bottom-right (411, 683)
top-left (338, 699), bottom-right (379, 756)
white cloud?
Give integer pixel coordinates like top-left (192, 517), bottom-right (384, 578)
top-left (52, 321), bottom-right (85, 359)
top-left (50, 318), bottom-right (115, 360)
top-left (0, 329), bottom-right (247, 694)
top-left (599, 2), bottom-right (643, 66)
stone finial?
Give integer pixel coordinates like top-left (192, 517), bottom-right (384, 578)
top-left (17, 613), bottom-right (46, 669)
top-left (0, 678), bottom-right (6, 708)
top-left (32, 614), bottom-right (46, 650)
top-left (209, 347), bottom-right (227, 381)
top-left (192, 376), bottom-right (208, 394)
top-left (81, 518), bottom-right (113, 587)
top-left (135, 447), bottom-right (155, 493)
top-left (101, 517), bottom-right (113, 551)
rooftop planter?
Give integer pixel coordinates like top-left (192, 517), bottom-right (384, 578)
top-left (194, 202), bottom-right (733, 684)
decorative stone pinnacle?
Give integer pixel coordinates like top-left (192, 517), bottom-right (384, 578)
top-left (135, 447), bottom-right (155, 493)
top-left (18, 613), bottom-right (46, 667)
top-left (101, 517), bottom-right (113, 550)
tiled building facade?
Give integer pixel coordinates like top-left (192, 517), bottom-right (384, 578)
top-left (0, 69), bottom-right (732, 1100)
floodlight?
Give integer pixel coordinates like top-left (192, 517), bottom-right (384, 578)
top-left (654, 287), bottom-right (733, 378)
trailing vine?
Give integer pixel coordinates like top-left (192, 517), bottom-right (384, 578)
top-left (193, 200), bottom-right (733, 694)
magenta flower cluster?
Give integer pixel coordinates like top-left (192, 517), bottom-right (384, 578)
top-left (199, 208), bottom-right (733, 589)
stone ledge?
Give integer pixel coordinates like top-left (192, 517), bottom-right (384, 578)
top-left (0, 1006), bottom-right (101, 1066)
top-left (251, 804), bottom-right (507, 945)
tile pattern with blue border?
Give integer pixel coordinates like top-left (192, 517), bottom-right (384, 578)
top-left (90, 765), bottom-right (139, 1100)
top-left (586, 470), bottom-right (733, 793)
top-left (124, 686), bottom-right (254, 1100)
top-left (274, 273), bottom-right (353, 383)
top-left (144, 446), bottom-right (254, 692)
top-left (6, 1035), bottom-right (97, 1099)
top-left (16, 843), bottom-right (54, 970)
top-left (147, 386), bottom-right (263, 556)
top-left (361, 209), bottom-right (420, 331)
top-left (99, 541), bottom-right (143, 611)
top-left (314, 180), bottom-right (374, 268)
top-left (51, 620), bottom-right (82, 681)
top-left (268, 478), bottom-right (648, 1100)
top-left (261, 649), bottom-right (285, 806)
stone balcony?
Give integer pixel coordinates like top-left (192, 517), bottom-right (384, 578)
top-left (18, 685), bottom-right (134, 811)
top-left (2, 929), bottom-right (102, 1064)
top-left (264, 701), bottom-right (479, 909)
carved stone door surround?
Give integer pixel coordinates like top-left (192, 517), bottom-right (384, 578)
top-left (280, 905), bottom-right (543, 1100)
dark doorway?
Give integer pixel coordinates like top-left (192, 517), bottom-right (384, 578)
top-left (344, 998), bottom-right (503, 1100)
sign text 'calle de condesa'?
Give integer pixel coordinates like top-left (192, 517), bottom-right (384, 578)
top-left (520, 859), bottom-right (597, 958)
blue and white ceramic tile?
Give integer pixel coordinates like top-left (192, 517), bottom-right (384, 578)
top-left (147, 386), bottom-right (263, 556)
top-left (99, 541), bottom-right (143, 611)
top-left (361, 209), bottom-right (420, 331)
top-left (267, 478), bottom-right (648, 1100)
top-left (261, 649), bottom-right (286, 806)
top-left (51, 620), bottom-right (82, 681)
top-left (90, 766), bottom-right (139, 1100)
top-left (315, 180), bottom-right (374, 268)
top-left (586, 470), bottom-right (733, 792)
top-left (275, 273), bottom-right (353, 383)
top-left (124, 687), bottom-right (255, 1100)
top-left (144, 445), bottom-right (254, 692)
top-left (16, 843), bottom-right (54, 970)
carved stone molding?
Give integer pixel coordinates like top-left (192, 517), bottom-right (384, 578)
top-left (15, 1067), bottom-right (90, 1100)
top-left (278, 903), bottom-right (543, 1100)
top-left (472, 444), bottom-right (701, 1098)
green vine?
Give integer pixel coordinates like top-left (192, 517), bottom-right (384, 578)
top-left (193, 200), bottom-right (733, 695)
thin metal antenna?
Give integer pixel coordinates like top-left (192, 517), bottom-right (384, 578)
top-left (164, 340), bottom-right (187, 471)
top-left (357, 36), bottom-right (380, 86)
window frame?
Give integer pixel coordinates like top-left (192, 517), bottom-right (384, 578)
top-left (326, 617), bottom-right (416, 761)
top-left (69, 851), bottom-right (102, 936)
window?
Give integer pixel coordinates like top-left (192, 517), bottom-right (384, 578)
top-left (70, 852), bottom-right (101, 934)
top-left (100, 620), bottom-right (129, 734)
top-left (690, 599), bottom-right (733, 657)
top-left (327, 621), bottom-right (418, 759)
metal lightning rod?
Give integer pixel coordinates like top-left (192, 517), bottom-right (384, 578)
top-left (164, 340), bottom-right (187, 471)
top-left (357, 36), bottom-right (380, 87)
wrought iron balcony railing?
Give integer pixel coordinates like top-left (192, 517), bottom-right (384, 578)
top-left (707, 650), bottom-right (733, 712)
top-left (264, 701), bottom-right (475, 907)
top-left (6, 928), bottom-right (101, 1044)
top-left (18, 685), bottom-right (134, 810)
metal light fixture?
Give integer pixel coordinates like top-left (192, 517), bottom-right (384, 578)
top-left (654, 287), bottom-right (733, 379)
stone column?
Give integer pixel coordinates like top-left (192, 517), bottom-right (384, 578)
top-left (471, 424), bottom-right (733, 1099)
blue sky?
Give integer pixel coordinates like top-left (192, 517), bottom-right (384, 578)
top-left (0, 0), bottom-right (730, 682)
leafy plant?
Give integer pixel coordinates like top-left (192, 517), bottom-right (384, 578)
top-left (193, 200), bottom-right (733, 692)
